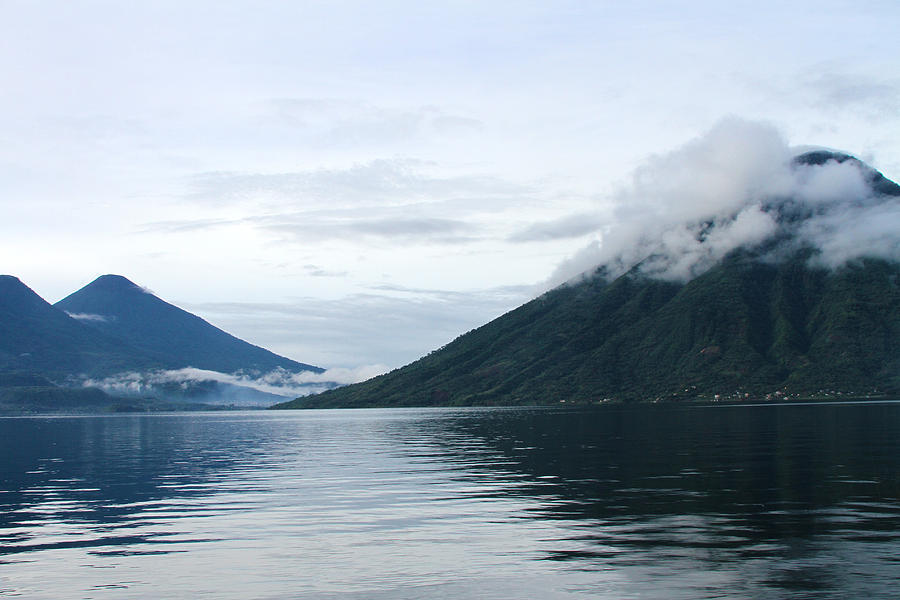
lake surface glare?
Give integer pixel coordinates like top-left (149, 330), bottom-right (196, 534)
top-left (2, 402), bottom-right (899, 599)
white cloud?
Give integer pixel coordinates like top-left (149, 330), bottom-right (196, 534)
top-left (543, 118), bottom-right (900, 288)
top-left (185, 158), bottom-right (528, 210)
top-left (800, 201), bottom-right (900, 269)
top-left (259, 365), bottom-right (389, 386)
top-left (82, 364), bottom-right (390, 405)
top-left (65, 312), bottom-right (110, 323)
top-left (508, 212), bottom-right (608, 242)
top-left (260, 214), bottom-right (480, 246)
top-left (792, 158), bottom-right (871, 205)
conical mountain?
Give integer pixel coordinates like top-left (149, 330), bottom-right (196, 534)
top-left (278, 152), bottom-right (900, 408)
top-left (55, 275), bottom-right (321, 375)
top-left (0, 275), bottom-right (161, 377)
top-left (280, 256), bottom-right (899, 408)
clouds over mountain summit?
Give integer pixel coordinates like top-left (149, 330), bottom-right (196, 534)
top-left (545, 119), bottom-right (900, 288)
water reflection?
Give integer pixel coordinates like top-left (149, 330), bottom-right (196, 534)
top-left (0, 403), bottom-right (898, 599)
top-left (409, 403), bottom-right (900, 596)
top-left (1, 415), bottom-right (272, 558)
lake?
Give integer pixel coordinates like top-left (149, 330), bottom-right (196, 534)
top-left (1, 402), bottom-right (899, 599)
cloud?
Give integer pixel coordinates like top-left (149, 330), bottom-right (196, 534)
top-left (138, 217), bottom-right (235, 234)
top-left (82, 365), bottom-right (389, 405)
top-left (65, 312), bottom-right (110, 323)
top-left (140, 201), bottom-right (486, 247)
top-left (543, 118), bottom-right (900, 288)
top-left (303, 264), bottom-right (348, 278)
top-left (798, 200), bottom-right (900, 269)
top-left (260, 213), bottom-right (480, 245)
top-left (146, 157), bottom-right (536, 247)
top-left (508, 212), bottom-right (607, 242)
top-left (258, 365), bottom-right (390, 386)
top-left (186, 158), bottom-right (527, 210)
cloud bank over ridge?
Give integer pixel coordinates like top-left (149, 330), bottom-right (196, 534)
top-left (544, 118), bottom-right (900, 289)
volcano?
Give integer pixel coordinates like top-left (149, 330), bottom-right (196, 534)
top-left (55, 274), bottom-right (322, 375)
top-left (278, 151), bottom-right (900, 408)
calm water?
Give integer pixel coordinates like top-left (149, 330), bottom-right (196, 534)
top-left (1, 402), bottom-right (899, 599)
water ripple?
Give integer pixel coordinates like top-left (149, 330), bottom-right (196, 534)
top-left (0, 403), bottom-right (898, 598)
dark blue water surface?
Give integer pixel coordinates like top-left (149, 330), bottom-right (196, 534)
top-left (1, 402), bottom-right (899, 599)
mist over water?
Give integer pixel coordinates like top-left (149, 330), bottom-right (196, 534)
top-left (2, 403), bottom-right (899, 599)
top-left (78, 365), bottom-right (386, 407)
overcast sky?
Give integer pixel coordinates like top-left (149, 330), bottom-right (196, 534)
top-left (3, 1), bottom-right (900, 373)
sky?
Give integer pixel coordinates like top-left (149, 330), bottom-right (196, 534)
top-left (3, 0), bottom-right (900, 376)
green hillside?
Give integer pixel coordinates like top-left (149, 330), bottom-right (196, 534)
top-left (276, 254), bottom-right (900, 408)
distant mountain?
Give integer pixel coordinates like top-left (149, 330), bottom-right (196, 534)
top-left (0, 274), bottom-right (324, 412)
top-left (277, 152), bottom-right (900, 408)
top-left (0, 275), bottom-right (162, 378)
top-left (55, 275), bottom-right (322, 375)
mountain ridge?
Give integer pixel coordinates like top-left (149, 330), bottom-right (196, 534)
top-left (1, 274), bottom-right (324, 412)
top-left (278, 254), bottom-right (899, 408)
top-left (0, 275), bottom-right (164, 377)
top-left (275, 151), bottom-right (900, 409)
top-left (55, 274), bottom-right (322, 375)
